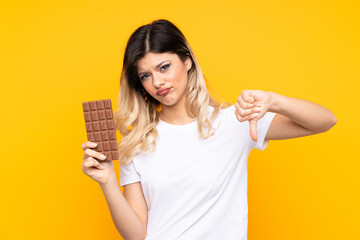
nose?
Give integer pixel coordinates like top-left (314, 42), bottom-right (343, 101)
top-left (152, 73), bottom-right (164, 89)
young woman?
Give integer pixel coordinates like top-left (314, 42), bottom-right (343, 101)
top-left (81, 19), bottom-right (337, 240)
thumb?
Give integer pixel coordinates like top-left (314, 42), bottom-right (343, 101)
top-left (249, 119), bottom-right (258, 141)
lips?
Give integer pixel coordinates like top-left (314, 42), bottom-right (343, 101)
top-left (156, 87), bottom-right (171, 96)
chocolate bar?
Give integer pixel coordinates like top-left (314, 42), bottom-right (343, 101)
top-left (82, 99), bottom-right (119, 161)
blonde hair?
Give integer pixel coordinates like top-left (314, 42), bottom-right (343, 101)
top-left (114, 19), bottom-right (230, 165)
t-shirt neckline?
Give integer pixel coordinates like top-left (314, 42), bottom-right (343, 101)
top-left (157, 118), bottom-right (198, 133)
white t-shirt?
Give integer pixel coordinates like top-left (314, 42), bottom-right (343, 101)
top-left (120, 105), bottom-right (276, 240)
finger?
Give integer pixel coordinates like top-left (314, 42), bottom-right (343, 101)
top-left (241, 90), bottom-right (255, 102)
top-left (83, 144), bottom-right (99, 160)
top-left (235, 102), bottom-right (260, 117)
top-left (247, 96), bottom-right (255, 103)
top-left (81, 141), bottom-right (97, 150)
top-left (235, 103), bottom-right (254, 117)
top-left (84, 148), bottom-right (107, 161)
top-left (237, 96), bottom-right (254, 109)
top-left (84, 157), bottom-right (105, 170)
top-left (236, 111), bottom-right (258, 122)
top-left (240, 89), bottom-right (251, 101)
top-left (249, 119), bottom-right (258, 141)
top-left (236, 113), bottom-right (250, 122)
top-left (245, 90), bottom-right (257, 105)
top-left (83, 157), bottom-right (96, 168)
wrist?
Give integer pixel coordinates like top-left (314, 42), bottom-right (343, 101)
top-left (99, 178), bottom-right (118, 190)
top-left (268, 91), bottom-right (280, 113)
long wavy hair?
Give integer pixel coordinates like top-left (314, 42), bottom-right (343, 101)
top-left (114, 19), bottom-right (230, 165)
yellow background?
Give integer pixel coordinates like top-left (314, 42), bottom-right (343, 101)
top-left (1, 0), bottom-right (359, 239)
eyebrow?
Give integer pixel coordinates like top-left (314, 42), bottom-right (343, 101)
top-left (137, 60), bottom-right (169, 76)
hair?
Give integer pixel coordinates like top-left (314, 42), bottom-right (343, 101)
top-left (114, 19), bottom-right (230, 165)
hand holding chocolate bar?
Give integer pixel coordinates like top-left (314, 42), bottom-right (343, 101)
top-left (80, 99), bottom-right (119, 185)
top-left (81, 140), bottom-right (117, 185)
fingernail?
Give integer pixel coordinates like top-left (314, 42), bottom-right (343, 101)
top-left (101, 155), bottom-right (106, 160)
top-left (92, 143), bottom-right (97, 147)
top-left (100, 165), bottom-right (105, 169)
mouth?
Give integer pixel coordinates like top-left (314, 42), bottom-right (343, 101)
top-left (156, 87), bottom-right (171, 96)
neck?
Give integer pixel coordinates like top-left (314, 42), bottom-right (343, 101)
top-left (159, 99), bottom-right (195, 125)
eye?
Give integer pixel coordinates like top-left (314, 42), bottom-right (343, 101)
top-left (139, 74), bottom-right (149, 81)
top-left (160, 64), bottom-right (170, 71)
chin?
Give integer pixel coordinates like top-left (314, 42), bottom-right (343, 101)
top-left (159, 101), bottom-right (176, 107)
top-left (159, 98), bottom-right (179, 107)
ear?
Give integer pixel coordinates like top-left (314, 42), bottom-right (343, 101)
top-left (185, 56), bottom-right (192, 71)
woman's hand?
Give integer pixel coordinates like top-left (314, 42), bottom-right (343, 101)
top-left (235, 90), bottom-right (272, 141)
top-left (81, 141), bottom-right (117, 185)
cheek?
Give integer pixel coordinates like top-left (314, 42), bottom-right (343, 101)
top-left (170, 67), bottom-right (188, 85)
top-left (141, 83), bottom-right (153, 97)
top-left (167, 70), bottom-right (179, 82)
top-left (141, 81), bottom-right (151, 91)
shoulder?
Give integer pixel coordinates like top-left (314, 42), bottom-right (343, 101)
top-left (218, 104), bottom-right (242, 124)
top-left (208, 104), bottom-right (235, 118)
top-left (209, 104), bottom-right (249, 132)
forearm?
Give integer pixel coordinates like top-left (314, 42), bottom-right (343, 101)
top-left (100, 180), bottom-right (146, 240)
top-left (269, 91), bottom-right (337, 132)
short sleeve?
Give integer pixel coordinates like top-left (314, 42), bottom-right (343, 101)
top-left (252, 112), bottom-right (277, 151)
top-left (119, 160), bottom-right (141, 187)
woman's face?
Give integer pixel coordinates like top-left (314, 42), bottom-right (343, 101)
top-left (136, 52), bottom-right (192, 108)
